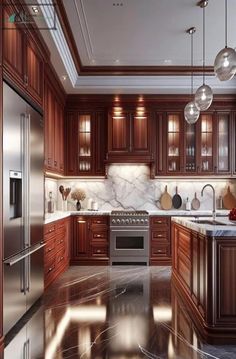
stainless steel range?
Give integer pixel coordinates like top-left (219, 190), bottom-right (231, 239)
top-left (110, 210), bottom-right (149, 265)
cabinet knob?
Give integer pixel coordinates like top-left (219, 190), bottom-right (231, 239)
top-left (47, 248), bottom-right (52, 252)
top-left (157, 221), bottom-right (163, 224)
top-left (157, 234), bottom-right (163, 238)
top-left (96, 234), bottom-right (101, 238)
top-left (157, 250), bottom-right (162, 253)
top-left (96, 249), bottom-right (101, 253)
top-left (78, 220), bottom-right (86, 223)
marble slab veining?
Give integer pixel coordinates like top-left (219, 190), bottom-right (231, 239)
top-left (172, 216), bottom-right (236, 236)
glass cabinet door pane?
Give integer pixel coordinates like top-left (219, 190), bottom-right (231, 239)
top-left (218, 114), bottom-right (229, 172)
top-left (200, 115), bottom-right (213, 172)
top-left (185, 123), bottom-right (196, 172)
top-left (78, 114), bottom-right (92, 172)
top-left (167, 114), bottom-right (180, 172)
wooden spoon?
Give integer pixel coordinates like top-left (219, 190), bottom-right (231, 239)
top-left (59, 185), bottom-right (65, 200)
top-left (64, 187), bottom-right (71, 200)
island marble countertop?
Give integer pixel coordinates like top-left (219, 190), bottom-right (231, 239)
top-left (44, 209), bottom-right (229, 224)
top-left (171, 216), bottom-right (236, 237)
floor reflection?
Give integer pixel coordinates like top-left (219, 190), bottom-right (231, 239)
top-left (4, 266), bottom-right (236, 358)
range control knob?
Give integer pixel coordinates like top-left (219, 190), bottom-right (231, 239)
top-left (112, 219), bottom-right (116, 224)
top-left (126, 219), bottom-right (130, 224)
top-left (117, 219), bottom-right (121, 224)
top-left (136, 219), bottom-right (140, 224)
top-left (140, 219), bottom-right (144, 224)
top-left (145, 219), bottom-right (148, 224)
top-left (121, 219), bottom-right (125, 224)
top-left (132, 219), bottom-right (136, 224)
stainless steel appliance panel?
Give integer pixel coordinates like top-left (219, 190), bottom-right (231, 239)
top-left (3, 257), bottom-right (27, 335)
top-left (110, 229), bottom-right (149, 257)
top-left (28, 105), bottom-right (44, 247)
top-left (26, 246), bottom-right (44, 311)
top-left (3, 83), bottom-right (26, 259)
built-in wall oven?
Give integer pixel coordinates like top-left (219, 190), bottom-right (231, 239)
top-left (110, 211), bottom-right (149, 265)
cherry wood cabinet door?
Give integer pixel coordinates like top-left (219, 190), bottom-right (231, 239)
top-left (25, 35), bottom-right (43, 104)
top-left (94, 112), bottom-right (106, 175)
top-left (108, 111), bottom-right (130, 154)
top-left (44, 82), bottom-right (55, 170)
top-left (71, 217), bottom-right (90, 260)
top-left (131, 112), bottom-right (150, 154)
top-left (2, 4), bottom-right (25, 86)
top-left (166, 113), bottom-right (184, 175)
top-left (66, 112), bottom-right (78, 176)
top-left (215, 112), bottom-right (231, 175)
top-left (53, 99), bottom-right (61, 173)
top-left (58, 104), bottom-right (65, 174)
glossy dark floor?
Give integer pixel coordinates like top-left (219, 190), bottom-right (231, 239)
top-left (4, 266), bottom-right (236, 358)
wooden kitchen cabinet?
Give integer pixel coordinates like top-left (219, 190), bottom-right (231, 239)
top-left (71, 216), bottom-right (109, 265)
top-left (150, 216), bottom-right (171, 265)
top-left (156, 111), bottom-right (232, 176)
top-left (66, 111), bottom-right (106, 176)
top-left (107, 107), bottom-right (153, 162)
top-left (44, 218), bottom-right (70, 289)
top-left (2, 2), bottom-right (44, 106)
top-left (172, 221), bottom-right (236, 341)
top-left (44, 69), bottom-right (65, 174)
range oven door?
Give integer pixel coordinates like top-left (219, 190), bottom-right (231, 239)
top-left (110, 228), bottom-right (149, 258)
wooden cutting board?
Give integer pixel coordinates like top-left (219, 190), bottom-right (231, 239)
top-left (191, 192), bottom-right (200, 210)
top-left (223, 186), bottom-right (236, 210)
top-left (160, 185), bottom-right (172, 210)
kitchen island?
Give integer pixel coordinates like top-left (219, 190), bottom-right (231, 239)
top-left (171, 216), bottom-right (236, 342)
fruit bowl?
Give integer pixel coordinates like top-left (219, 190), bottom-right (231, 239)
top-left (228, 208), bottom-right (236, 221)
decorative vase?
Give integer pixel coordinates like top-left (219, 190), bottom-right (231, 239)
top-left (76, 201), bottom-right (81, 211)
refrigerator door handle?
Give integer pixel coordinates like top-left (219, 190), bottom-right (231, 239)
top-left (23, 338), bottom-right (30, 359)
top-left (22, 113), bottom-right (30, 248)
top-left (3, 242), bottom-right (46, 266)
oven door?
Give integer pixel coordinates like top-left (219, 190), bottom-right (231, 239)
top-left (110, 228), bottom-right (149, 258)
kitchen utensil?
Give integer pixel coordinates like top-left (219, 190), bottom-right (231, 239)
top-left (172, 186), bottom-right (182, 209)
top-left (157, 185), bottom-right (172, 210)
top-left (64, 187), bottom-right (71, 200)
top-left (59, 185), bottom-right (65, 200)
top-left (223, 186), bottom-right (236, 210)
top-left (191, 192), bottom-right (200, 210)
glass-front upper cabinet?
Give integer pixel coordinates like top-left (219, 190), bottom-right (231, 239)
top-left (185, 123), bottom-right (196, 173)
top-left (199, 114), bottom-right (214, 173)
top-left (78, 114), bottom-right (92, 173)
top-left (167, 114), bottom-right (182, 173)
top-left (217, 113), bottom-right (230, 174)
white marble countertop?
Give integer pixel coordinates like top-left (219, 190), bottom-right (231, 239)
top-left (44, 209), bottom-right (230, 224)
top-left (171, 216), bottom-right (236, 237)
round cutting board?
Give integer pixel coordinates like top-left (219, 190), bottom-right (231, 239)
top-left (160, 185), bottom-right (172, 210)
top-left (191, 192), bottom-right (200, 210)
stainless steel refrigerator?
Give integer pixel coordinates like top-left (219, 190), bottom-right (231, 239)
top-left (2, 82), bottom-right (45, 335)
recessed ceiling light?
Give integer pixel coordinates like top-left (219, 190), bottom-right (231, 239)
top-left (115, 59), bottom-right (120, 64)
top-left (91, 59), bottom-right (96, 64)
top-left (32, 6), bottom-right (39, 14)
top-left (61, 75), bottom-right (67, 81)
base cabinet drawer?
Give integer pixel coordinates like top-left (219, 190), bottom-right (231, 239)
top-left (91, 245), bottom-right (108, 258)
top-left (151, 243), bottom-right (170, 257)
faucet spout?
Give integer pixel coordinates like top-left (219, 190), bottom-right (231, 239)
top-left (201, 184), bottom-right (216, 221)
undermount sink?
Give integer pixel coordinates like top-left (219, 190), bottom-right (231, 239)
top-left (190, 219), bottom-right (227, 226)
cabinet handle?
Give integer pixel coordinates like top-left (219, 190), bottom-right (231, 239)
top-left (48, 266), bottom-right (54, 273)
top-left (54, 161), bottom-right (57, 166)
top-left (156, 221), bottom-right (163, 224)
top-left (96, 234), bottom-right (101, 238)
top-left (47, 248), bottom-right (52, 252)
top-left (96, 249), bottom-right (101, 253)
top-left (157, 250), bottom-right (162, 253)
top-left (95, 221), bottom-right (102, 224)
top-left (78, 220), bottom-right (86, 223)
top-left (157, 234), bottom-right (163, 238)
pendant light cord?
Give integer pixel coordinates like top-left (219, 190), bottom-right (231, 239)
top-left (225, 0), bottom-right (228, 47)
top-left (203, 5), bottom-right (205, 84)
top-left (191, 31), bottom-right (193, 97)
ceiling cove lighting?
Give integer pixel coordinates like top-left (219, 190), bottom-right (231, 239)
top-left (184, 27), bottom-right (200, 125)
top-left (214, 0), bottom-right (236, 81)
top-left (195, 0), bottom-right (213, 111)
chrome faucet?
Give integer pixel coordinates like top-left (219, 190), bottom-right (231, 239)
top-left (201, 184), bottom-right (216, 221)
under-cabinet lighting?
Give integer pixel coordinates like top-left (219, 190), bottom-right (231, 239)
top-left (113, 116), bottom-right (125, 119)
top-left (45, 171), bottom-right (64, 179)
top-left (153, 306), bottom-right (172, 322)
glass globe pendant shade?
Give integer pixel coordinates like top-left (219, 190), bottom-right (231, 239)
top-left (184, 101), bottom-right (200, 124)
top-left (214, 47), bottom-right (236, 81)
top-left (194, 84), bottom-right (213, 111)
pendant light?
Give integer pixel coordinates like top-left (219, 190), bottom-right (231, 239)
top-left (184, 27), bottom-right (200, 124)
top-left (195, 0), bottom-right (213, 111)
top-left (214, 0), bottom-right (236, 81)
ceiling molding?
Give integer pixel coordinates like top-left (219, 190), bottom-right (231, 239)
top-left (55, 0), bottom-right (215, 77)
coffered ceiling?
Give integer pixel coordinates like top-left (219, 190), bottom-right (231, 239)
top-left (36, 0), bottom-right (236, 93)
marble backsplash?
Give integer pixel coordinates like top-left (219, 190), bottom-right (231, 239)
top-left (45, 165), bottom-right (236, 212)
